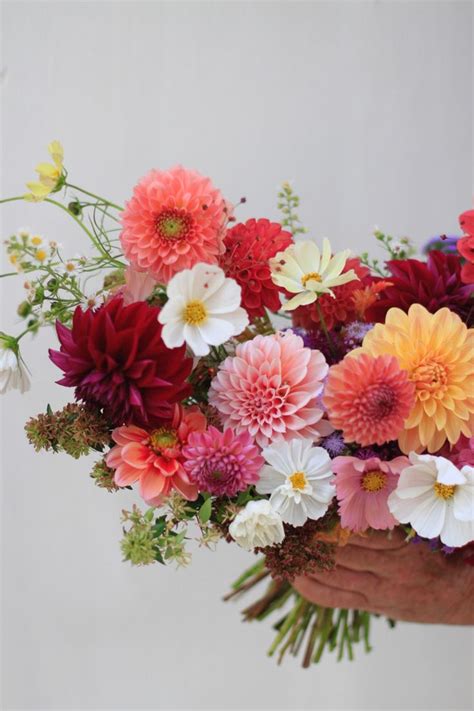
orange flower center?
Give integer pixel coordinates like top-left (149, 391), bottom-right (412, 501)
top-left (289, 471), bottom-right (307, 490)
top-left (301, 272), bottom-right (322, 287)
top-left (410, 359), bottom-right (448, 400)
top-left (361, 469), bottom-right (387, 493)
top-left (434, 482), bottom-right (456, 500)
top-left (156, 208), bottom-right (192, 241)
top-left (149, 427), bottom-right (178, 453)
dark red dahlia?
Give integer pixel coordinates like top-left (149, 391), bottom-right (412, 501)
top-left (49, 298), bottom-right (192, 427)
top-left (219, 218), bottom-right (292, 318)
top-left (364, 251), bottom-right (474, 325)
top-left (291, 258), bottom-right (370, 331)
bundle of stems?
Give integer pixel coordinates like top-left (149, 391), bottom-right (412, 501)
top-left (224, 559), bottom-right (377, 667)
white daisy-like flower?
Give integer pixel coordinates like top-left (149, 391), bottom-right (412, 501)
top-left (29, 234), bottom-right (44, 248)
top-left (0, 339), bottom-right (30, 394)
top-left (229, 500), bottom-right (285, 551)
top-left (158, 262), bottom-right (249, 357)
top-left (256, 438), bottom-right (336, 527)
top-left (269, 238), bottom-right (358, 311)
top-left (388, 453), bottom-right (474, 548)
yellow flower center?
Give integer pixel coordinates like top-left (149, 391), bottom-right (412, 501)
top-left (289, 471), bottom-right (307, 490)
top-left (183, 300), bottom-right (207, 326)
top-left (434, 482), bottom-right (456, 500)
top-left (31, 235), bottom-right (43, 246)
top-left (411, 359), bottom-right (448, 400)
top-left (361, 469), bottom-right (387, 493)
top-left (149, 427), bottom-right (178, 453)
top-left (35, 249), bottom-right (48, 262)
top-left (65, 262), bottom-right (76, 272)
top-left (301, 272), bottom-right (322, 288)
top-left (9, 254), bottom-right (18, 265)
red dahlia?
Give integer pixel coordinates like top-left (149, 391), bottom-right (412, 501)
top-left (291, 258), bottom-right (370, 331)
top-left (49, 298), bottom-right (192, 427)
top-left (364, 251), bottom-right (474, 325)
top-left (219, 218), bottom-right (292, 318)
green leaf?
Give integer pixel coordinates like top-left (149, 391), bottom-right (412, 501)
top-left (154, 548), bottom-right (165, 565)
top-left (198, 497), bottom-right (212, 524)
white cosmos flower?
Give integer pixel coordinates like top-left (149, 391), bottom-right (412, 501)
top-left (256, 438), bottom-right (336, 527)
top-left (158, 262), bottom-right (249, 356)
top-left (269, 238), bottom-right (358, 311)
top-left (0, 339), bottom-right (30, 394)
top-left (388, 453), bottom-right (474, 548)
top-left (229, 499), bottom-right (285, 551)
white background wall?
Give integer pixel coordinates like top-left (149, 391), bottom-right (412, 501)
top-left (1, 1), bottom-right (473, 709)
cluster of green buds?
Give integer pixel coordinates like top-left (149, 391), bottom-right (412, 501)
top-left (360, 229), bottom-right (415, 276)
top-left (120, 506), bottom-right (192, 567)
top-left (277, 181), bottom-right (308, 237)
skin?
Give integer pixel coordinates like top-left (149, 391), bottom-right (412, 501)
top-left (293, 530), bottom-right (474, 625)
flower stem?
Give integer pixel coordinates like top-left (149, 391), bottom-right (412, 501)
top-left (65, 183), bottom-right (124, 211)
top-left (316, 301), bottom-right (338, 358)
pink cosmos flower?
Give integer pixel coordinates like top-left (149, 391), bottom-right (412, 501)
top-left (121, 266), bottom-right (157, 305)
top-left (182, 426), bottom-right (264, 497)
top-left (120, 166), bottom-right (231, 283)
top-left (332, 455), bottom-right (409, 532)
top-left (208, 331), bottom-right (333, 448)
top-left (106, 404), bottom-right (207, 505)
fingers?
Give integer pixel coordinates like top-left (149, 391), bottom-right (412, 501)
top-left (307, 566), bottom-right (379, 595)
top-left (293, 574), bottom-right (369, 610)
top-left (347, 529), bottom-right (408, 551)
top-left (335, 544), bottom-right (392, 575)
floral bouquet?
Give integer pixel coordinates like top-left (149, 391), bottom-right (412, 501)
top-left (1, 142), bottom-right (473, 667)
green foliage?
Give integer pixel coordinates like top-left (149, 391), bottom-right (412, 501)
top-left (360, 229), bottom-right (416, 275)
top-left (277, 182), bottom-right (307, 237)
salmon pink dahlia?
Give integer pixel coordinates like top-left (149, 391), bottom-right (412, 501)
top-left (120, 166), bottom-right (230, 283)
top-left (106, 405), bottom-right (206, 505)
top-left (49, 297), bottom-right (192, 427)
top-left (323, 354), bottom-right (415, 446)
top-left (208, 331), bottom-right (332, 448)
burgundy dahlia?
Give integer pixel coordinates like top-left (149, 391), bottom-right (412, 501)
top-left (49, 298), bottom-right (192, 427)
top-left (219, 218), bottom-right (292, 318)
top-left (364, 251), bottom-right (474, 325)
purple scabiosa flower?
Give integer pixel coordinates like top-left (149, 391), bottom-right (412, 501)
top-left (341, 321), bottom-right (374, 352)
top-left (422, 235), bottom-right (460, 255)
top-left (321, 432), bottom-right (346, 457)
top-left (182, 426), bottom-right (264, 497)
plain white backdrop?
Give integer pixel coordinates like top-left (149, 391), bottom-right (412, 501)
top-left (1, 1), bottom-right (473, 709)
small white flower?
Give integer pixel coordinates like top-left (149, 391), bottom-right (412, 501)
top-left (388, 453), bottom-right (474, 548)
top-left (17, 227), bottom-right (31, 239)
top-left (29, 234), bottom-right (44, 248)
top-left (79, 293), bottom-right (104, 310)
top-left (256, 438), bottom-right (335, 527)
top-left (269, 238), bottom-right (358, 311)
top-left (58, 260), bottom-right (78, 276)
top-left (158, 262), bottom-right (249, 356)
top-left (0, 340), bottom-right (30, 394)
top-left (229, 500), bottom-right (285, 551)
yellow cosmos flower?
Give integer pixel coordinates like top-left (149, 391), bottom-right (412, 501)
top-left (354, 304), bottom-right (474, 453)
top-left (24, 140), bottom-right (65, 202)
top-left (269, 238), bottom-right (358, 311)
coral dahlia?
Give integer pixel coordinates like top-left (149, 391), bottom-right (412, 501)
top-left (364, 252), bottom-right (474, 326)
top-left (219, 218), bottom-right (293, 318)
top-left (323, 354), bottom-right (415, 446)
top-left (106, 405), bottom-right (206, 504)
top-left (355, 304), bottom-right (474, 453)
top-left (182, 426), bottom-right (264, 497)
top-left (120, 166), bottom-right (230, 283)
top-left (208, 331), bottom-right (332, 448)
top-left (49, 297), bottom-right (192, 427)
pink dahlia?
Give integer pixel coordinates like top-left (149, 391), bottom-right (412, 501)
top-left (49, 297), bottom-right (192, 427)
top-left (323, 353), bottom-right (415, 446)
top-left (120, 166), bottom-right (231, 283)
top-left (106, 405), bottom-right (207, 505)
top-left (332, 456), bottom-right (409, 532)
top-left (208, 331), bottom-right (332, 448)
top-left (182, 426), bottom-right (264, 496)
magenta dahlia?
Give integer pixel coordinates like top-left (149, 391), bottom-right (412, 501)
top-left (182, 426), bottom-right (264, 496)
top-left (219, 218), bottom-right (293, 318)
top-left (364, 251), bottom-right (474, 325)
top-left (49, 297), bottom-right (192, 427)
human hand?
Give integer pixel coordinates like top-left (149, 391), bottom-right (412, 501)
top-left (293, 530), bottom-right (474, 625)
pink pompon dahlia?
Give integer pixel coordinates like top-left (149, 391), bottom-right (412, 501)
top-left (182, 426), bottom-right (264, 496)
top-left (332, 455), bottom-right (409, 532)
top-left (208, 331), bottom-right (333, 448)
top-left (106, 405), bottom-right (207, 505)
top-left (49, 297), bottom-right (192, 427)
top-left (323, 353), bottom-right (415, 446)
top-left (120, 166), bottom-right (231, 283)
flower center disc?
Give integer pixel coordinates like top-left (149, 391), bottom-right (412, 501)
top-left (301, 272), bottom-right (322, 288)
top-left (361, 469), bottom-right (387, 493)
top-left (289, 471), bottom-right (307, 490)
top-left (183, 300), bottom-right (207, 326)
top-left (434, 482), bottom-right (456, 500)
top-left (155, 208), bottom-right (192, 241)
top-left (149, 427), bottom-right (178, 453)
top-left (411, 359), bottom-right (448, 398)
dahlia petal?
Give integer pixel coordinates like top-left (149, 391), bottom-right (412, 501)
top-left (121, 441), bottom-right (151, 469)
top-left (139, 468), bottom-right (166, 500)
top-left (114, 462), bottom-right (140, 487)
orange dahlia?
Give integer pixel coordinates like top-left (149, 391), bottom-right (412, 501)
top-left (355, 304), bottom-right (474, 453)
